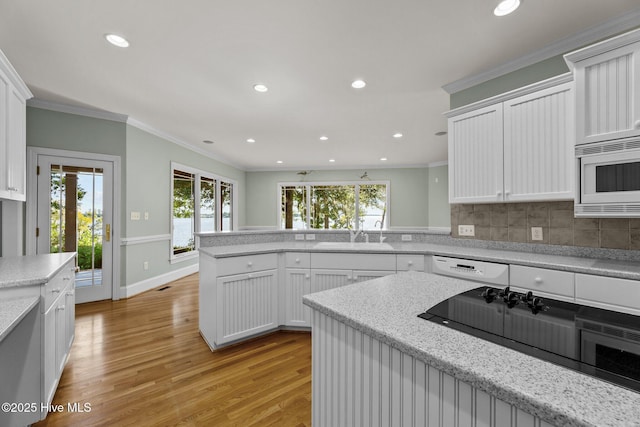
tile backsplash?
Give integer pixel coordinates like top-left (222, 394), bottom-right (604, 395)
top-left (450, 201), bottom-right (640, 250)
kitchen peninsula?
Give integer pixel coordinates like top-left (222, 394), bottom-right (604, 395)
top-left (303, 271), bottom-right (640, 427)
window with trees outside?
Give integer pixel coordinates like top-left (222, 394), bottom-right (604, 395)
top-left (279, 182), bottom-right (388, 230)
top-left (172, 163), bottom-right (236, 258)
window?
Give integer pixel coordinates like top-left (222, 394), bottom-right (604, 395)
top-left (171, 163), bottom-right (237, 258)
top-left (279, 181), bottom-right (388, 230)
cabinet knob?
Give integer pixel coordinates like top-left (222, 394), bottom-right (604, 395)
top-left (247, 261), bottom-right (253, 267)
top-left (305, 274), bottom-right (310, 279)
top-left (295, 258), bottom-right (300, 263)
top-left (496, 191), bottom-right (502, 197)
top-left (52, 288), bottom-right (61, 293)
top-left (66, 291), bottom-right (75, 297)
top-left (57, 305), bottom-right (65, 311)
top-left (534, 277), bottom-right (543, 284)
top-left (408, 260), bottom-right (413, 266)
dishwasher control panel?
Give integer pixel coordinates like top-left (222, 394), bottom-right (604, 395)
top-left (431, 255), bottom-right (509, 286)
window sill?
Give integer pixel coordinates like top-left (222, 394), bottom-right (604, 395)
top-left (170, 251), bottom-right (199, 264)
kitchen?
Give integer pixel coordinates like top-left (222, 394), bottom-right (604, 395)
top-left (1, 1), bottom-right (640, 426)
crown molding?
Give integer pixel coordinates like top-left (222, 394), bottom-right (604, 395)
top-left (125, 118), bottom-right (244, 170)
top-left (442, 8), bottom-right (640, 94)
top-left (445, 72), bottom-right (572, 118)
top-left (0, 49), bottom-right (33, 100)
top-left (27, 98), bottom-right (128, 122)
top-left (428, 161), bottom-right (448, 168)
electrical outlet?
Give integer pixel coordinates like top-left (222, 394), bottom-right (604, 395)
top-left (144, 212), bottom-right (149, 220)
top-left (143, 261), bottom-right (149, 271)
top-left (295, 234), bottom-right (305, 241)
top-left (401, 234), bottom-right (412, 241)
top-left (531, 227), bottom-right (543, 241)
top-left (131, 211), bottom-right (140, 221)
top-left (458, 225), bottom-right (475, 236)
top-left (305, 234), bottom-right (316, 240)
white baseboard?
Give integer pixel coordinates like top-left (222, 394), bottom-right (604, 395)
top-left (122, 263), bottom-right (199, 298)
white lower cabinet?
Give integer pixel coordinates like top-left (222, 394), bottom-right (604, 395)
top-left (575, 273), bottom-right (640, 316)
top-left (284, 268), bottom-right (311, 327)
top-left (510, 265), bottom-right (575, 302)
top-left (215, 269), bottom-right (278, 346)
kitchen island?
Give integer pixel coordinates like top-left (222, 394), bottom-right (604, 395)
top-left (303, 271), bottom-right (640, 427)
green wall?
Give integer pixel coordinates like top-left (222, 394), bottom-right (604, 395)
top-left (26, 107), bottom-right (246, 292)
top-left (427, 165), bottom-right (450, 228)
top-left (245, 168), bottom-right (435, 229)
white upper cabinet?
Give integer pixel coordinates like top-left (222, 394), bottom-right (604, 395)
top-left (565, 29), bottom-right (640, 145)
top-left (0, 49), bottom-right (32, 202)
top-left (448, 103), bottom-right (504, 203)
top-left (503, 82), bottom-right (574, 201)
top-left (447, 76), bottom-right (574, 204)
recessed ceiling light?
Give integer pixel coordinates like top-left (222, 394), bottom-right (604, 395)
top-left (246, 138), bottom-right (255, 143)
top-left (276, 160), bottom-right (283, 164)
top-left (319, 136), bottom-right (328, 141)
top-left (380, 157), bottom-right (388, 161)
top-left (202, 140), bottom-right (214, 144)
top-left (329, 159), bottom-right (336, 163)
top-left (351, 79), bottom-right (366, 89)
top-left (393, 133), bottom-right (403, 139)
top-left (494, 0), bottom-right (521, 16)
top-left (105, 34), bottom-right (130, 48)
top-left (435, 131), bottom-right (448, 136)
top-left (254, 84), bottom-right (268, 92)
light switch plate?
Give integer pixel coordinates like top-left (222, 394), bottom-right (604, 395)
top-left (458, 225), bottom-right (475, 236)
top-left (295, 234), bottom-right (305, 240)
top-left (401, 234), bottom-right (412, 241)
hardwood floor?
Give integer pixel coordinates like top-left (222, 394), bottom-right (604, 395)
top-left (33, 274), bottom-right (312, 427)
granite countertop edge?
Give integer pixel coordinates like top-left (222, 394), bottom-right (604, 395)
top-left (0, 296), bottom-right (40, 342)
top-left (0, 252), bottom-right (76, 289)
top-left (199, 242), bottom-right (640, 281)
top-left (302, 272), bottom-right (640, 427)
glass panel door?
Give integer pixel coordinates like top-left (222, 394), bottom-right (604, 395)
top-left (50, 165), bottom-right (103, 289)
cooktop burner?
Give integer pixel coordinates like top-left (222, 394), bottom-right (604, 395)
top-left (418, 286), bottom-right (640, 393)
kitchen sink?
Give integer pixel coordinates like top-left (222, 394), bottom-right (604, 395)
top-left (313, 242), bottom-right (394, 250)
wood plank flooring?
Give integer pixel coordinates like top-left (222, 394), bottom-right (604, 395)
top-left (32, 274), bottom-right (312, 427)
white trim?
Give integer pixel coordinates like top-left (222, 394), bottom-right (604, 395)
top-left (247, 163), bottom-right (432, 172)
top-left (128, 118), bottom-right (243, 169)
top-left (0, 49), bottom-right (33, 99)
top-left (170, 251), bottom-right (199, 264)
top-left (122, 263), bottom-right (199, 298)
top-left (27, 98), bottom-right (128, 123)
top-left (121, 234), bottom-right (171, 246)
top-left (445, 73), bottom-right (573, 118)
top-left (240, 226), bottom-right (279, 231)
top-left (25, 146), bottom-right (122, 300)
top-left (564, 27), bottom-right (640, 66)
top-left (428, 161), bottom-right (448, 168)
top-left (442, 9), bottom-right (640, 94)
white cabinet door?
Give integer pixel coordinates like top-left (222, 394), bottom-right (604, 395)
top-left (64, 283), bottom-right (76, 357)
top-left (311, 269), bottom-right (352, 293)
top-left (42, 301), bottom-right (58, 408)
top-left (448, 103), bottom-right (504, 203)
top-left (0, 66), bottom-right (10, 200)
top-left (570, 39), bottom-right (640, 145)
top-left (215, 270), bottom-right (278, 346)
top-left (284, 268), bottom-right (311, 327)
top-left (503, 82), bottom-right (574, 201)
top-left (352, 270), bottom-right (395, 283)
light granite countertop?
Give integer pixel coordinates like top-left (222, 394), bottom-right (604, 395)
top-left (303, 271), bottom-right (640, 427)
top-left (199, 241), bottom-right (640, 280)
top-left (0, 252), bottom-right (76, 289)
top-left (0, 296), bottom-right (39, 342)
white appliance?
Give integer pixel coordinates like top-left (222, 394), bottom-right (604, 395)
top-left (575, 138), bottom-right (640, 216)
top-left (431, 255), bottom-right (509, 286)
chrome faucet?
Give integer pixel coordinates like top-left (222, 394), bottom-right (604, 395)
top-left (374, 220), bottom-right (386, 243)
top-left (349, 228), bottom-right (362, 243)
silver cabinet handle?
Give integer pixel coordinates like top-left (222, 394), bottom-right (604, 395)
top-left (52, 288), bottom-right (61, 293)
top-left (66, 291), bottom-right (75, 297)
top-left (7, 186), bottom-right (18, 191)
top-left (57, 305), bottom-right (66, 311)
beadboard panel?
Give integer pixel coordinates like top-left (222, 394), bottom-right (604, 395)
top-left (311, 310), bottom-right (555, 427)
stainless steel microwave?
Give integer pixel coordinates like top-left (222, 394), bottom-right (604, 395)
top-left (576, 138), bottom-right (640, 217)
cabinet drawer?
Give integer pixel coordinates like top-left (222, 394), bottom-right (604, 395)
top-left (510, 265), bottom-right (574, 300)
top-left (43, 263), bottom-right (75, 312)
top-left (311, 253), bottom-right (396, 271)
top-left (396, 255), bottom-right (425, 272)
top-left (216, 253), bottom-right (278, 277)
top-left (576, 274), bottom-right (640, 316)
top-left (285, 252), bottom-right (311, 269)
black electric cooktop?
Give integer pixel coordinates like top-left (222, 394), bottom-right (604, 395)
top-left (418, 286), bottom-right (640, 393)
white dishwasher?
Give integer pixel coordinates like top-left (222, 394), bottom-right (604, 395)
top-left (431, 255), bottom-right (509, 286)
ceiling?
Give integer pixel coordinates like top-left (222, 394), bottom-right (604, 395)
top-left (1, 1), bottom-right (639, 171)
